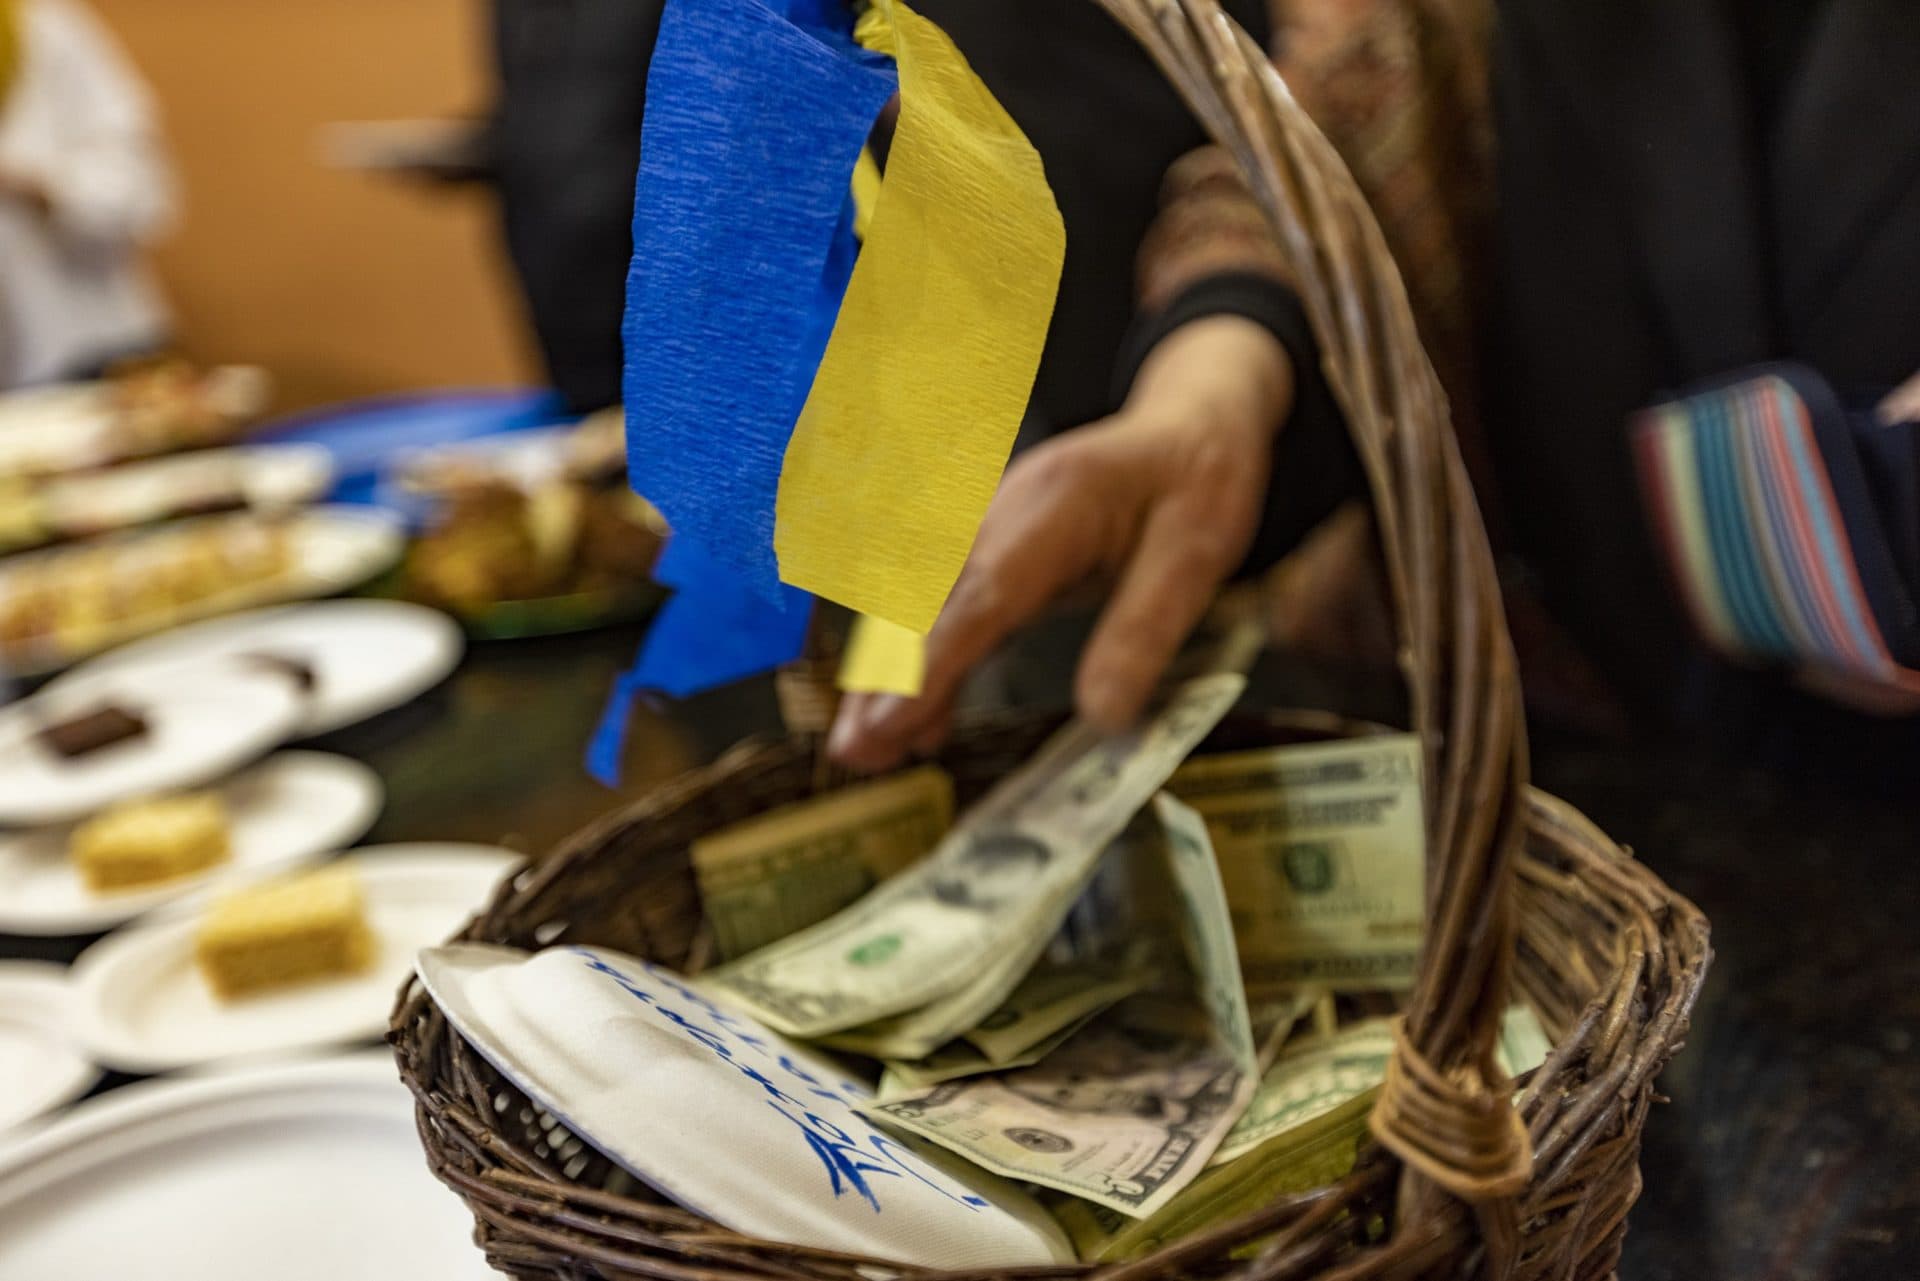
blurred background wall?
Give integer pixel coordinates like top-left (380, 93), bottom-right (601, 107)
top-left (90, 0), bottom-right (538, 411)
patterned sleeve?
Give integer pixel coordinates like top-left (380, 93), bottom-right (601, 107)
top-left (1135, 145), bottom-right (1300, 313)
top-left (1134, 0), bottom-right (1494, 437)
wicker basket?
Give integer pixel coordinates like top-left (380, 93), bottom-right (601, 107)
top-left (390, 2), bottom-right (1711, 1276)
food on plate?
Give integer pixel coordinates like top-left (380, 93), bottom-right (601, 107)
top-left (0, 361), bottom-right (273, 484)
top-left (70, 791), bottom-right (232, 893)
top-left (194, 864), bottom-right (375, 1000)
top-left (405, 479), bottom-right (664, 614)
top-left (0, 443), bottom-right (328, 558)
top-left (239, 652), bottom-right (318, 693)
top-left (579, 488), bottom-right (666, 580)
top-left (557, 406), bottom-right (627, 482)
top-left (405, 482), bottom-right (558, 610)
top-left (0, 517), bottom-right (293, 665)
top-left (395, 406), bottom-right (627, 498)
top-left (106, 359), bottom-right (273, 460)
top-left (0, 477), bottom-right (49, 552)
top-left (394, 408), bottom-right (662, 619)
top-left (35, 703), bottom-right (150, 759)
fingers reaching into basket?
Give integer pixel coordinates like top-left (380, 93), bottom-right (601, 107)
top-left (828, 315), bottom-right (1293, 771)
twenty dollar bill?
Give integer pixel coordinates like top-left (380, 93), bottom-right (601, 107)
top-left (1170, 735), bottom-right (1425, 993)
top-left (692, 766), bottom-right (954, 961)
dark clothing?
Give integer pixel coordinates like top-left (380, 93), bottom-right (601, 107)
top-left (912, 0), bottom-right (1270, 434)
top-left (1732, 0), bottom-right (1832, 135)
top-left (1487, 0), bottom-right (1920, 713)
top-left (494, 0), bottom-right (1920, 730)
top-left (490, 0), bottom-right (662, 414)
top-left (487, 0), bottom-right (1327, 554)
top-left (916, 0), bottom-right (1358, 578)
top-left (489, 0), bottom-right (1265, 424)
top-left (1115, 271), bottom-right (1360, 581)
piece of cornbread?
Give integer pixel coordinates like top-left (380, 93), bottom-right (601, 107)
top-left (194, 864), bottom-right (376, 1001)
top-left (70, 792), bottom-right (231, 893)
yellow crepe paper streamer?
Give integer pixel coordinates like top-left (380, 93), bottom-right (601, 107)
top-left (773, 0), bottom-right (1065, 634)
top-left (839, 612), bottom-right (927, 695)
top-left (839, 142), bottom-right (927, 695)
top-left (850, 146), bottom-right (882, 242)
top-left (840, 93), bottom-right (928, 713)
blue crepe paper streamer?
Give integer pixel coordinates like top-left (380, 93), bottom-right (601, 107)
top-left (590, 0), bottom-right (896, 784)
top-left (621, 0), bottom-right (897, 601)
top-left (587, 537), bottom-right (814, 785)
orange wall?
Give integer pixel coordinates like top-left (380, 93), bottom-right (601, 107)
top-left (89, 0), bottom-right (539, 412)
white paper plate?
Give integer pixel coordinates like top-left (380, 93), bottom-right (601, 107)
top-left (61, 600), bottom-right (465, 735)
top-left (0, 368), bottom-right (272, 483)
top-left (0, 963), bottom-right (99, 1134)
top-left (415, 943), bottom-right (1074, 1270)
top-left (0, 1053), bottom-right (497, 1280)
top-left (0, 665), bottom-right (304, 827)
top-left (280, 504), bottom-right (408, 601)
top-left (72, 844), bottom-right (523, 1073)
top-left (0, 382), bottom-right (114, 478)
top-left (0, 751), bottom-right (383, 936)
top-left (29, 443), bottom-right (333, 544)
top-left (397, 423), bottom-right (574, 487)
top-left (0, 505), bottom-right (407, 676)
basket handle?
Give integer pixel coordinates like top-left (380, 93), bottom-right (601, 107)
top-left (1092, 0), bottom-right (1533, 1217)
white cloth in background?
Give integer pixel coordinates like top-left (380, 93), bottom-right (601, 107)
top-left (0, 0), bottom-right (174, 389)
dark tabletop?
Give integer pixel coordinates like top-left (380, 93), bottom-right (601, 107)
top-left (4, 625), bottom-right (1914, 1280)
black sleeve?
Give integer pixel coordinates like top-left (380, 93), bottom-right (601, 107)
top-left (1114, 271), bottom-right (1366, 578)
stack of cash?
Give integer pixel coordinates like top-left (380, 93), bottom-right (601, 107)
top-left (690, 676), bottom-right (1550, 1254)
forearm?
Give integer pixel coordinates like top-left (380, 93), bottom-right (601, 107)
top-left (1125, 313), bottom-right (1294, 442)
top-left (1119, 272), bottom-right (1366, 580)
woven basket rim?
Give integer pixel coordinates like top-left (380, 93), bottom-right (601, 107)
top-left (392, 710), bottom-right (1709, 1279)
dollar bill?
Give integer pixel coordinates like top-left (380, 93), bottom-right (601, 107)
top-left (1170, 735), bottom-right (1425, 994)
top-left (1208, 1018), bottom-right (1394, 1168)
top-left (812, 882), bottom-right (1131, 1061)
top-left (817, 932), bottom-right (1071, 1062)
top-left (1496, 1003), bottom-right (1553, 1078)
top-left (962, 964), bottom-right (1146, 1065)
top-left (1051, 1086), bottom-right (1377, 1262)
top-left (877, 1043), bottom-right (1006, 1099)
top-left (1310, 991), bottom-right (1340, 1039)
top-left (702, 674), bottom-right (1244, 1038)
top-left (861, 999), bottom-right (1257, 1220)
top-left (1153, 791), bottom-right (1255, 1073)
top-left (692, 766), bottom-right (954, 961)
top-left (861, 793), bottom-right (1262, 1220)
top-left (878, 1007), bottom-right (1109, 1099)
top-left (861, 789), bottom-right (1246, 1078)
top-left (1251, 989), bottom-right (1323, 1071)
top-left (1047, 794), bottom-right (1185, 970)
top-left (822, 840), bottom-right (1159, 1065)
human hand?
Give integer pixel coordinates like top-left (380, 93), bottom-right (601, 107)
top-left (1879, 371), bottom-right (1920, 425)
top-left (827, 314), bottom-right (1295, 771)
top-left (1262, 499), bottom-right (1395, 668)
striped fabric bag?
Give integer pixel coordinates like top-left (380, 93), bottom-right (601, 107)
top-left (1633, 363), bottom-right (1920, 691)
